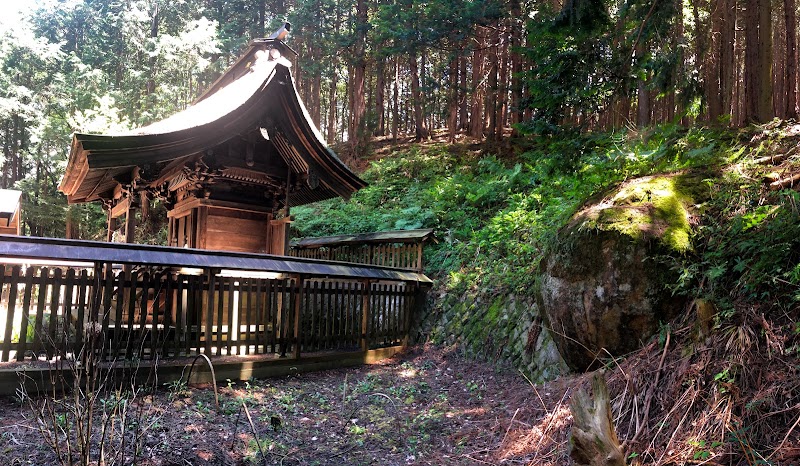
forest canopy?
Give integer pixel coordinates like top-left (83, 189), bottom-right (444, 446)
top-left (0, 0), bottom-right (796, 238)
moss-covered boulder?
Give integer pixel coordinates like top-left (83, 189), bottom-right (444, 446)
top-left (539, 172), bottom-right (708, 371)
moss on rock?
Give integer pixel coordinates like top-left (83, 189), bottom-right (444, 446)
top-left (540, 171), bottom-right (709, 371)
top-left (578, 172), bottom-right (708, 253)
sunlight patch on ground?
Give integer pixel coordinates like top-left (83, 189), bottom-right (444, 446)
top-left (399, 367), bottom-right (417, 378)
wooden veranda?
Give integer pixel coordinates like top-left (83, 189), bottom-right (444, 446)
top-left (0, 235), bottom-right (430, 392)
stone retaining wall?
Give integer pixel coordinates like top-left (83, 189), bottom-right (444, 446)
top-left (414, 292), bottom-right (567, 383)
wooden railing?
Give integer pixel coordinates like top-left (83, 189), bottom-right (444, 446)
top-left (0, 237), bottom-right (429, 363)
top-left (289, 229), bottom-right (435, 273)
top-left (290, 243), bottom-right (424, 271)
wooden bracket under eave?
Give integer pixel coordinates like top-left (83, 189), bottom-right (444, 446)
top-left (271, 215), bottom-right (294, 225)
top-left (111, 197), bottom-right (131, 219)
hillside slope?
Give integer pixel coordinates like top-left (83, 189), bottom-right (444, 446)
top-left (294, 123), bottom-right (800, 463)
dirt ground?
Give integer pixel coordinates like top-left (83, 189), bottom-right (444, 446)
top-left (0, 345), bottom-right (578, 465)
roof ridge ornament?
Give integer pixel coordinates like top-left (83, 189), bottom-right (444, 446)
top-left (267, 22), bottom-right (290, 41)
top-left (256, 22), bottom-right (297, 60)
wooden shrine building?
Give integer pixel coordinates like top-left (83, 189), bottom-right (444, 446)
top-left (59, 30), bottom-right (365, 255)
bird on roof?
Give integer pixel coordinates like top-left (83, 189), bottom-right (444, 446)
top-left (268, 22), bottom-right (290, 41)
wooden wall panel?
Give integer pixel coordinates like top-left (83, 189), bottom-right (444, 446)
top-left (204, 207), bottom-right (269, 253)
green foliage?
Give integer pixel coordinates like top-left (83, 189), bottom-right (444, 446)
top-left (689, 439), bottom-right (723, 461)
top-left (520, 0), bottom-right (692, 130)
top-left (295, 125), bottom-right (732, 295)
top-left (521, 2), bottom-right (614, 129)
top-left (675, 184), bottom-right (800, 313)
top-left (662, 125), bottom-right (800, 319)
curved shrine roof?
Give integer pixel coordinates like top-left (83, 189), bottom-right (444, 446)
top-left (59, 42), bottom-right (365, 207)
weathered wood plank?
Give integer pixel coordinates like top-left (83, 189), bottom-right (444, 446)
top-left (61, 269), bottom-right (76, 356)
top-left (112, 271), bottom-right (126, 359)
top-left (99, 268), bottom-right (115, 360)
top-left (310, 280), bottom-right (318, 351)
top-left (4, 345), bottom-right (408, 397)
top-left (226, 277), bottom-right (235, 355)
top-left (42, 267), bottom-right (62, 357)
top-left (175, 274), bottom-right (185, 357)
top-left (2, 266), bottom-right (21, 361)
top-left (16, 266), bottom-right (37, 361)
top-left (126, 270), bottom-right (139, 357)
top-left (253, 278), bottom-right (263, 354)
top-left (216, 276), bottom-right (226, 355)
top-left (188, 274), bottom-right (200, 355)
top-left (31, 268), bottom-right (49, 356)
top-left (292, 276), bottom-right (303, 359)
top-left (138, 271), bottom-right (150, 359)
top-left (163, 271), bottom-right (174, 357)
top-left (75, 269), bottom-right (89, 353)
top-left (149, 273), bottom-right (161, 359)
top-left (205, 272), bottom-right (215, 355)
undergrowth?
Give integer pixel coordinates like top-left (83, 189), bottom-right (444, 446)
top-left (294, 124), bottom-right (742, 296)
top-left (295, 124), bottom-right (800, 463)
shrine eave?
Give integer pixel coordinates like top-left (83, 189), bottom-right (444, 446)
top-left (59, 44), bottom-right (365, 206)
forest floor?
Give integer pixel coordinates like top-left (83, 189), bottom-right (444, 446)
top-left (0, 344), bottom-right (580, 466)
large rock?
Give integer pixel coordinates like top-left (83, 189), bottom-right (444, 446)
top-left (539, 173), bottom-right (707, 371)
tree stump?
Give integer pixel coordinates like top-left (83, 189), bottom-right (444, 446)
top-left (569, 371), bottom-right (626, 466)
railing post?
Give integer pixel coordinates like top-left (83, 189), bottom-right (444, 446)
top-left (205, 269), bottom-right (216, 355)
top-left (402, 282), bottom-right (414, 349)
top-left (293, 274), bottom-right (303, 360)
top-left (360, 279), bottom-right (371, 352)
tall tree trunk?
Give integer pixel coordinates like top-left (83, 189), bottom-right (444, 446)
top-left (758, 0), bottom-right (774, 122)
top-left (708, 0), bottom-right (724, 121)
top-left (469, 26), bottom-right (486, 138)
top-left (347, 63), bottom-right (354, 139)
top-left (421, 50), bottom-right (430, 135)
top-left (311, 44), bottom-right (322, 127)
top-left (2, 120), bottom-right (9, 188)
top-left (459, 46), bottom-right (469, 130)
top-left (746, 0), bottom-right (774, 122)
top-left (146, 3), bottom-right (160, 97)
top-left (392, 57), bottom-right (399, 141)
top-left (375, 56), bottom-right (386, 136)
top-left (487, 25), bottom-right (499, 139)
top-left (327, 59), bottom-right (338, 143)
top-left (692, 0), bottom-right (706, 121)
top-left (667, 0), bottom-right (683, 123)
top-left (774, 2), bottom-right (786, 118)
top-left (258, 0), bottom-right (266, 36)
top-left (350, 0), bottom-right (368, 157)
top-left (785, 0), bottom-right (797, 118)
top-left (510, 0), bottom-right (524, 129)
top-left (409, 51), bottom-right (428, 141)
top-left (447, 55), bottom-right (459, 143)
top-left (722, 0), bottom-right (737, 119)
top-left (636, 43), bottom-right (650, 127)
top-left (497, 25), bottom-right (510, 139)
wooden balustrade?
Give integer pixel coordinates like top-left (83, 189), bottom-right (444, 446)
top-left (0, 237), bottom-right (430, 364)
top-left (289, 229), bottom-right (435, 272)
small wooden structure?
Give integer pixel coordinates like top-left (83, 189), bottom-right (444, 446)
top-left (289, 229), bottom-right (435, 272)
top-left (0, 236), bottom-right (430, 364)
top-left (58, 30), bottom-right (365, 255)
top-left (0, 189), bottom-right (21, 236)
